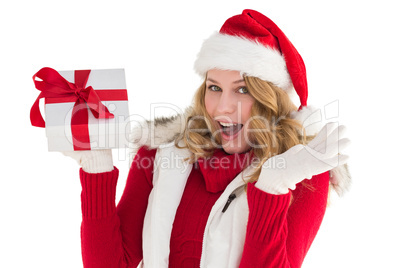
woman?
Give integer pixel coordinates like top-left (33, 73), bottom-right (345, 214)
top-left (69, 9), bottom-right (350, 267)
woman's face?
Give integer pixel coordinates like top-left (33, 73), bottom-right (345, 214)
top-left (204, 69), bottom-right (255, 154)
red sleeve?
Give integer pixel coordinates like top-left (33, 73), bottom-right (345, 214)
top-left (239, 172), bottom-right (330, 268)
top-left (80, 146), bottom-right (156, 268)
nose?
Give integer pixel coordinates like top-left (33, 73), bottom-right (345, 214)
top-left (216, 91), bottom-right (237, 115)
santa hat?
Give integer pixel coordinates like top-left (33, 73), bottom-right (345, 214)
top-left (194, 9), bottom-right (320, 134)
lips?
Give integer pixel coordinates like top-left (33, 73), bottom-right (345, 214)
top-left (217, 121), bottom-right (244, 137)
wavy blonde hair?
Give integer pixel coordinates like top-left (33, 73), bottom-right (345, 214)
top-left (175, 75), bottom-right (308, 184)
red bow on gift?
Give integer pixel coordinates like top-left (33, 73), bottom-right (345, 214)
top-left (30, 67), bottom-right (115, 150)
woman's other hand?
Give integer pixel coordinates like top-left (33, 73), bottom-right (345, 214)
top-left (256, 123), bottom-right (350, 194)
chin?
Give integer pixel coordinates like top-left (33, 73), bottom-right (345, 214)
top-left (221, 143), bottom-right (250, 155)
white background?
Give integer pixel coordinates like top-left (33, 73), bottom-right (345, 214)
top-left (1, 0), bottom-right (401, 267)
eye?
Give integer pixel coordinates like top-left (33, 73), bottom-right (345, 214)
top-left (238, 87), bottom-right (248, 94)
top-left (208, 85), bottom-right (221, 92)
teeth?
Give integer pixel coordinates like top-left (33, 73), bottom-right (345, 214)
top-left (219, 121), bottom-right (238, 127)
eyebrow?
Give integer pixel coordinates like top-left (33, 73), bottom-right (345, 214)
top-left (206, 78), bottom-right (245, 84)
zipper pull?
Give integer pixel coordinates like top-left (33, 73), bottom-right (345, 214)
top-left (222, 193), bottom-right (236, 213)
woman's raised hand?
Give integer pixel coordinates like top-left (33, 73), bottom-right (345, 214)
top-left (256, 123), bottom-right (350, 195)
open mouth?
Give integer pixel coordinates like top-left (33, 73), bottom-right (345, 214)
top-left (218, 121), bottom-right (244, 137)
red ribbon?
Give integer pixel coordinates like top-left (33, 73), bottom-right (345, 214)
top-left (30, 67), bottom-right (115, 150)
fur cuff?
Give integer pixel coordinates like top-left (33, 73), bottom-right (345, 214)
top-left (329, 164), bottom-right (351, 197)
top-left (129, 107), bottom-right (192, 161)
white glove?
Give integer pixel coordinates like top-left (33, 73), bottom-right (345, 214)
top-left (63, 149), bottom-right (114, 173)
top-left (256, 123), bottom-right (350, 195)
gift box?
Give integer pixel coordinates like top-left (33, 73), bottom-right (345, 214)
top-left (30, 67), bottom-right (130, 151)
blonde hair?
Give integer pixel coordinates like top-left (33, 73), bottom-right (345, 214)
top-left (175, 75), bottom-right (308, 184)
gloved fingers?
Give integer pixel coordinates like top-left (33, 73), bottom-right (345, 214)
top-left (302, 138), bottom-right (350, 169)
top-left (324, 125), bottom-right (347, 149)
top-left (310, 125), bottom-right (348, 154)
top-left (337, 125), bottom-right (348, 139)
top-left (285, 143), bottom-right (305, 155)
top-left (302, 151), bottom-right (349, 176)
top-left (324, 154), bottom-right (350, 170)
top-left (62, 150), bottom-right (113, 167)
top-left (307, 122), bottom-right (339, 149)
top-left (314, 136), bottom-right (351, 156)
top-left (338, 138), bottom-right (351, 153)
top-left (62, 151), bottom-right (87, 163)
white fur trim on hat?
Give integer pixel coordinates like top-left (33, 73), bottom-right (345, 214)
top-left (290, 106), bottom-right (323, 136)
top-left (194, 32), bottom-right (293, 90)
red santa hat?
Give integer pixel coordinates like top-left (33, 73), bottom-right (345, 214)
top-left (194, 9), bottom-right (321, 134)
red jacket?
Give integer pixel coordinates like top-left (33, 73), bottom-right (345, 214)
top-left (80, 145), bottom-right (329, 267)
